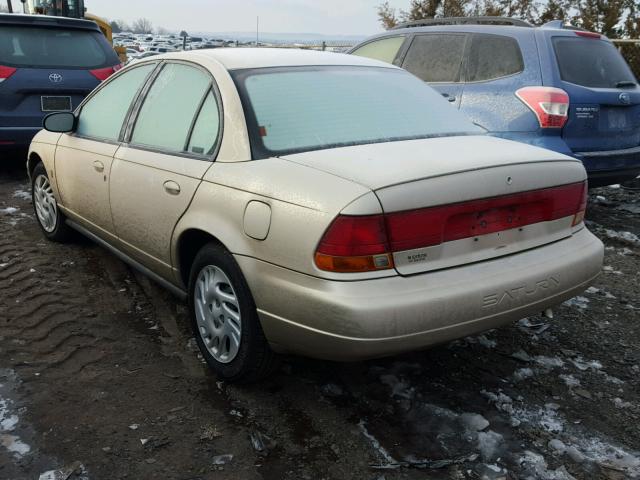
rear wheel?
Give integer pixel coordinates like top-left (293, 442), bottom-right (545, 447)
top-left (188, 243), bottom-right (278, 382)
top-left (31, 163), bottom-right (73, 242)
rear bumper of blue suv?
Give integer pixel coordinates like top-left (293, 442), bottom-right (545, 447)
top-left (496, 132), bottom-right (640, 187)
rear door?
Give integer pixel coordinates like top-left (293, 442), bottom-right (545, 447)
top-left (544, 32), bottom-right (640, 152)
top-left (400, 33), bottom-right (468, 107)
top-left (0, 23), bottom-right (121, 131)
top-left (110, 62), bottom-right (221, 279)
top-left (460, 32), bottom-right (537, 132)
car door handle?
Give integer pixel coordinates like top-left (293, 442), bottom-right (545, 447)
top-left (93, 160), bottom-right (104, 173)
top-left (163, 180), bottom-right (181, 195)
top-left (441, 93), bottom-right (456, 103)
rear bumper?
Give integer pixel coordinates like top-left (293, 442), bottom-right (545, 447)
top-left (237, 228), bottom-right (604, 361)
top-left (0, 126), bottom-right (41, 150)
top-left (575, 147), bottom-right (640, 187)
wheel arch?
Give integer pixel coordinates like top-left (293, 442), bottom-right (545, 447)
top-left (175, 228), bottom-right (227, 288)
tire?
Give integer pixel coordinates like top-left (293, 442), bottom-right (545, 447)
top-left (188, 243), bottom-right (278, 382)
top-left (31, 162), bottom-right (74, 242)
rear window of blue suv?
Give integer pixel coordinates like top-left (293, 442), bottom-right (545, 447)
top-left (0, 26), bottom-right (111, 69)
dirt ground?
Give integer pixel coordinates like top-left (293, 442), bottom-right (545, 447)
top-left (1, 154), bottom-right (639, 480)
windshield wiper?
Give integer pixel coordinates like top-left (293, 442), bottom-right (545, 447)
top-left (616, 80), bottom-right (636, 88)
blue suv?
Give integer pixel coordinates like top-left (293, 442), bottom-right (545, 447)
top-left (350, 17), bottom-right (640, 187)
top-left (0, 13), bottom-right (121, 153)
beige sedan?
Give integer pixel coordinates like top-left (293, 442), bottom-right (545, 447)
top-left (28, 49), bottom-right (604, 382)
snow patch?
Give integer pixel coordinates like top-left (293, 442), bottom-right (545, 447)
top-left (513, 368), bottom-right (535, 381)
top-left (563, 296), bottom-right (589, 309)
top-left (571, 357), bottom-right (602, 371)
top-left (12, 189), bottom-right (31, 201)
top-left (559, 374), bottom-right (581, 388)
top-left (358, 420), bottom-right (396, 464)
top-left (0, 207), bottom-right (18, 215)
top-left (604, 229), bottom-right (640, 247)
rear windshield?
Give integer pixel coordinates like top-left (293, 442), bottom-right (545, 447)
top-left (0, 26), bottom-right (112, 69)
top-left (553, 37), bottom-right (636, 88)
top-left (233, 66), bottom-right (482, 158)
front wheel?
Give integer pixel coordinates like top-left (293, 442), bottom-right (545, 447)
top-left (31, 163), bottom-right (74, 242)
top-left (188, 243), bottom-right (278, 382)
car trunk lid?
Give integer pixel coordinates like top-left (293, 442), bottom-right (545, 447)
top-left (284, 135), bottom-right (587, 275)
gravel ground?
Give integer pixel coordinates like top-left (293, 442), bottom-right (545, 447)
top-left (1, 156), bottom-right (639, 480)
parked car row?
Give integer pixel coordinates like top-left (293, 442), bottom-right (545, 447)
top-left (28, 47), bottom-right (604, 381)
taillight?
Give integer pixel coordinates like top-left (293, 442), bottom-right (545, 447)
top-left (89, 64), bottom-right (123, 81)
top-left (516, 86), bottom-right (569, 128)
top-left (315, 181), bottom-right (587, 273)
top-left (315, 215), bottom-right (394, 273)
top-left (572, 180), bottom-right (588, 226)
top-left (0, 65), bottom-right (17, 83)
top-left (575, 31), bottom-right (601, 39)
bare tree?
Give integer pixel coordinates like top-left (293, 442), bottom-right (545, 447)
top-left (131, 18), bottom-right (153, 34)
top-left (378, 1), bottom-right (399, 29)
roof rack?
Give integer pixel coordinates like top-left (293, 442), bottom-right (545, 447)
top-left (392, 16), bottom-right (533, 30)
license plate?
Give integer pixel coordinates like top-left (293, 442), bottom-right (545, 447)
top-left (607, 108), bottom-right (628, 129)
top-left (41, 96), bottom-right (72, 112)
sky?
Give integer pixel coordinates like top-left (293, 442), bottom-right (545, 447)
top-left (86, 0), bottom-right (408, 37)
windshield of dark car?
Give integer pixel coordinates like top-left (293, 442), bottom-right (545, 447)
top-left (232, 66), bottom-right (482, 158)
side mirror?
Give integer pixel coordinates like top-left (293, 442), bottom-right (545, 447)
top-left (43, 112), bottom-right (76, 133)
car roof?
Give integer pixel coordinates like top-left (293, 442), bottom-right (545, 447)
top-left (0, 13), bottom-right (101, 31)
top-left (156, 48), bottom-right (400, 71)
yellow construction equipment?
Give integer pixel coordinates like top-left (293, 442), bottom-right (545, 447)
top-left (18, 0), bottom-right (126, 62)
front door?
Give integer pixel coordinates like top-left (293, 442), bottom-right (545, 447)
top-left (54, 62), bottom-right (157, 240)
top-left (109, 62), bottom-right (222, 279)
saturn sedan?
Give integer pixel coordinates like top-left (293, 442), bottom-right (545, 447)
top-left (27, 49), bottom-right (604, 382)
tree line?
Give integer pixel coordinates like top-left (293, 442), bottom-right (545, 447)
top-left (377, 0), bottom-right (640, 38)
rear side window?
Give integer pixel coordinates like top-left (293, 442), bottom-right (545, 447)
top-left (466, 34), bottom-right (524, 82)
top-left (187, 91), bottom-right (221, 155)
top-left (131, 63), bottom-right (213, 153)
top-left (76, 63), bottom-right (156, 141)
top-left (553, 37), bottom-right (636, 88)
top-left (402, 34), bottom-right (466, 83)
top-left (351, 36), bottom-right (405, 64)
top-left (0, 26), bottom-right (114, 68)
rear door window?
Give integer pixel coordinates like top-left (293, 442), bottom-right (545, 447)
top-left (401, 34), bottom-right (467, 83)
top-left (466, 34), bottom-right (524, 82)
top-left (351, 36), bottom-right (405, 64)
top-left (553, 37), bottom-right (636, 88)
top-left (130, 63), bottom-right (214, 153)
top-left (0, 26), bottom-right (112, 68)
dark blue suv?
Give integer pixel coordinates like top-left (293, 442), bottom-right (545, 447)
top-left (0, 14), bottom-right (121, 153)
top-left (350, 17), bottom-right (640, 187)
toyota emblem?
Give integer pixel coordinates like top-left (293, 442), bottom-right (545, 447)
top-left (619, 92), bottom-right (631, 105)
top-left (49, 73), bottom-right (63, 83)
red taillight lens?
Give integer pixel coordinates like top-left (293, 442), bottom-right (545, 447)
top-left (575, 31), bottom-right (601, 39)
top-left (516, 86), bottom-right (569, 128)
top-left (315, 181), bottom-right (587, 272)
top-left (89, 64), bottom-right (122, 81)
top-left (0, 65), bottom-right (17, 83)
top-left (315, 215), bottom-right (394, 272)
top-left (572, 180), bottom-right (588, 226)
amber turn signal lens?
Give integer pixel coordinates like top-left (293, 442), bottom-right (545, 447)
top-left (314, 253), bottom-right (393, 273)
